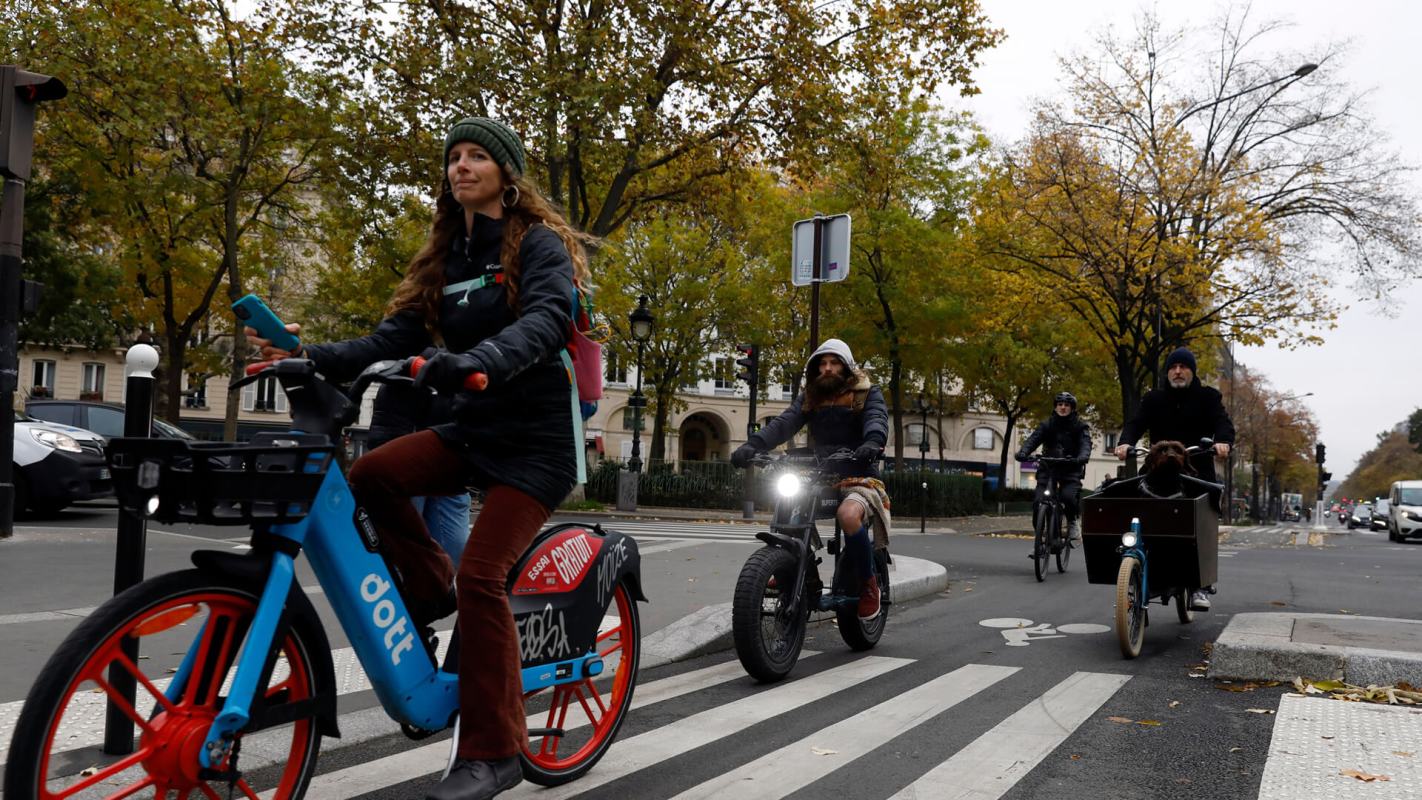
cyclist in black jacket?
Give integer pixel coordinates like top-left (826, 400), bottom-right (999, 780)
top-left (1016, 392), bottom-right (1093, 543)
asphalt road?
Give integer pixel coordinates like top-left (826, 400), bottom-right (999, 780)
top-left (6, 510), bottom-right (1417, 799)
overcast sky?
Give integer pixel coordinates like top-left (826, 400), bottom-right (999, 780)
top-left (954, 0), bottom-right (1421, 479)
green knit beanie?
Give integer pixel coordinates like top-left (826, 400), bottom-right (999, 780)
top-left (443, 117), bottom-right (526, 177)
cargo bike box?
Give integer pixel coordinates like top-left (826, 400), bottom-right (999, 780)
top-left (1079, 482), bottom-right (1219, 591)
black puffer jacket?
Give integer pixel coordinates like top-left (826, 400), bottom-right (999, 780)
top-left (1016, 413), bottom-right (1092, 479)
top-left (750, 373), bottom-right (889, 478)
top-left (1118, 378), bottom-right (1235, 483)
top-left (304, 214), bottom-right (577, 509)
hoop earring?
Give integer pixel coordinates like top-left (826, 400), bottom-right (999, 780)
top-left (502, 185), bottom-right (521, 208)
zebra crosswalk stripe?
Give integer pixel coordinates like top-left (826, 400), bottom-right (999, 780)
top-left (508, 655), bottom-right (914, 799)
top-left (889, 671), bottom-right (1132, 799)
top-left (299, 651), bottom-right (827, 799)
top-left (670, 663), bottom-right (1020, 799)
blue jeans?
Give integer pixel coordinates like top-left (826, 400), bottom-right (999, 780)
top-left (411, 493), bottom-right (472, 563)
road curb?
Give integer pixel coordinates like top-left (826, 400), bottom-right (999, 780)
top-left (1211, 612), bottom-right (1422, 685)
top-left (640, 555), bottom-right (949, 670)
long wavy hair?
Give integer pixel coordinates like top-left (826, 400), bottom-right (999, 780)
top-left (388, 168), bottom-right (595, 338)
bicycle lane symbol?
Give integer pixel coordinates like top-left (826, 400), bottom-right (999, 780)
top-left (979, 617), bottom-right (1110, 647)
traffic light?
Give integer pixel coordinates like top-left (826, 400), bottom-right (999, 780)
top-left (1315, 442), bottom-right (1326, 465)
top-left (735, 344), bottom-right (759, 392)
top-left (1320, 471), bottom-right (1333, 484)
top-left (1, 66), bottom-right (68, 180)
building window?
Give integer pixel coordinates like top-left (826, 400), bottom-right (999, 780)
top-left (972, 427), bottom-right (995, 450)
top-left (712, 357), bottom-right (735, 392)
top-left (31, 360), bottom-right (56, 397)
top-left (779, 367), bottom-right (795, 397)
top-left (1104, 431), bottom-right (1118, 450)
top-left (241, 375), bottom-right (288, 413)
top-left (183, 374), bottom-right (208, 409)
top-left (81, 363), bottom-right (106, 401)
top-left (605, 351), bottom-right (628, 386)
top-left (620, 407), bottom-right (646, 431)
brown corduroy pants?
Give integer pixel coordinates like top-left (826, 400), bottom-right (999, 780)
top-left (347, 430), bottom-right (550, 759)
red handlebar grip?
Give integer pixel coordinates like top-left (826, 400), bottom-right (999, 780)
top-left (409, 356), bottom-right (488, 391)
top-left (245, 360), bottom-right (279, 376)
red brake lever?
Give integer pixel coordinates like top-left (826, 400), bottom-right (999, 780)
top-left (410, 356), bottom-right (488, 391)
top-left (245, 360), bottom-right (280, 376)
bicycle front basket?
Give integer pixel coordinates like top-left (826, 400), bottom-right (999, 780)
top-left (107, 435), bottom-right (335, 525)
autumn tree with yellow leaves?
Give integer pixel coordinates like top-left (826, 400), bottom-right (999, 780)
top-left (974, 8), bottom-right (1419, 427)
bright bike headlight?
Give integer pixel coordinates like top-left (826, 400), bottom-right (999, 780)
top-left (776, 473), bottom-right (803, 498)
top-left (1121, 531), bottom-right (1138, 548)
top-left (30, 429), bottom-right (82, 454)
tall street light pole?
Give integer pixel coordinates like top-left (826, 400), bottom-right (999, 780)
top-left (617, 295), bottom-right (654, 512)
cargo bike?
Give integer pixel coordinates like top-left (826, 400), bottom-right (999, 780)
top-left (1079, 442), bottom-right (1222, 659)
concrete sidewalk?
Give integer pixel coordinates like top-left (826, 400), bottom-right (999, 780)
top-left (558, 504), bottom-right (1031, 536)
top-left (1212, 612), bottom-right (1422, 686)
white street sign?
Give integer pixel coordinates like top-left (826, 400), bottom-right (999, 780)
top-left (791, 214), bottom-right (851, 287)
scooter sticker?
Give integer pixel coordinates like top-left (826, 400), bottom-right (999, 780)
top-left (513, 529), bottom-right (604, 595)
top-left (979, 617), bottom-right (1110, 647)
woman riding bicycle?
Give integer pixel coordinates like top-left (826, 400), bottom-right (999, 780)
top-left (248, 117), bottom-right (591, 800)
top-left (1015, 391), bottom-right (1092, 543)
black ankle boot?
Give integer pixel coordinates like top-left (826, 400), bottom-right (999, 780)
top-left (426, 756), bottom-right (521, 800)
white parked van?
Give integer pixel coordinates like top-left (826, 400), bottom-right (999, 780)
top-left (1388, 480), bottom-right (1422, 541)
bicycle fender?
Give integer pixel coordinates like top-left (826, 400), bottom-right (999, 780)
top-left (190, 549), bottom-right (341, 738)
top-left (507, 523), bottom-right (644, 669)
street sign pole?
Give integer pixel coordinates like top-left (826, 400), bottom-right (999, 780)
top-left (809, 214), bottom-right (823, 353)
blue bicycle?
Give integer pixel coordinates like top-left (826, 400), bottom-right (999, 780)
top-left (4, 357), bottom-right (645, 799)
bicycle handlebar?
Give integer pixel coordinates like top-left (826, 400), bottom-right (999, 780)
top-left (409, 356), bottom-right (488, 392)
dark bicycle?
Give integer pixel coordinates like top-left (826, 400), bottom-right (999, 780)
top-left (1022, 455), bottom-right (1079, 581)
top-left (730, 449), bottom-right (890, 682)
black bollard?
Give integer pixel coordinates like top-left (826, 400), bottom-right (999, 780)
top-left (102, 344), bottom-right (157, 754)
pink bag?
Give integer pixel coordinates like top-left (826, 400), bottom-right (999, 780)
top-left (567, 287), bottom-right (603, 401)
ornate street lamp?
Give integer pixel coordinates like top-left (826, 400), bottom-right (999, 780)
top-left (627, 295), bottom-right (654, 474)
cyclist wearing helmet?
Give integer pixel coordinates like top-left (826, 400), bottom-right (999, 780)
top-left (1015, 392), bottom-right (1092, 543)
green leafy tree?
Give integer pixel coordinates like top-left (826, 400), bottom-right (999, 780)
top-left (293, 0), bottom-right (1002, 238)
top-left (4, 0), bottom-right (337, 427)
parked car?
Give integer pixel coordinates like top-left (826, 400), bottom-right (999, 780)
top-left (11, 411), bottom-right (112, 515)
top-left (24, 399), bottom-right (195, 442)
top-left (1388, 480), bottom-right (1422, 542)
top-left (1372, 499), bottom-right (1392, 531)
top-left (1348, 503), bottom-right (1373, 530)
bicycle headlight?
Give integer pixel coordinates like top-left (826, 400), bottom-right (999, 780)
top-left (30, 429), bottom-right (82, 454)
top-left (776, 473), bottom-right (803, 498)
top-left (1121, 531), bottom-right (1138, 548)
top-left (145, 495), bottom-right (162, 516)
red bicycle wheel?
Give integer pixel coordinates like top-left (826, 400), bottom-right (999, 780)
top-left (520, 581), bottom-right (640, 786)
top-left (4, 570), bottom-right (322, 800)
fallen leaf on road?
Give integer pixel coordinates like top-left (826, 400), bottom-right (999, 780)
top-left (1137, 719), bottom-right (1162, 726)
top-left (1322, 736), bottom-right (1334, 740)
top-left (1169, 700), bottom-right (1181, 708)
top-left (79, 766), bottom-right (100, 778)
top-left (1106, 716), bottom-right (1161, 727)
top-left (1340, 769), bottom-right (1390, 782)
top-left (1270, 601), bottom-right (1288, 606)
top-left (1107, 716), bottom-right (1134, 724)
top-left (1230, 747), bottom-right (1244, 753)
top-left (1393, 751), bottom-right (1414, 758)
top-left (963, 587), bottom-right (973, 592)
top-left (810, 747), bottom-right (838, 756)
top-left (1246, 709), bottom-right (1275, 714)
top-left (1069, 754), bottom-right (1081, 760)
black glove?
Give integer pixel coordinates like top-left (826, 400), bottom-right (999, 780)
top-left (1014, 451), bottom-right (1028, 462)
top-left (853, 443), bottom-right (883, 463)
top-left (731, 443), bottom-right (760, 468)
top-left (413, 351), bottom-right (485, 394)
